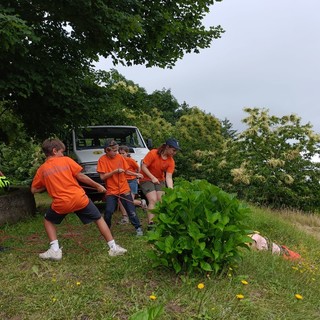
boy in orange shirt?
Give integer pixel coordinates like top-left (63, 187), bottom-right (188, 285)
top-left (31, 138), bottom-right (127, 261)
top-left (97, 140), bottom-right (143, 236)
top-left (118, 145), bottom-right (147, 224)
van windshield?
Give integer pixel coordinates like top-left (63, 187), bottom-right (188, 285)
top-left (74, 127), bottom-right (146, 150)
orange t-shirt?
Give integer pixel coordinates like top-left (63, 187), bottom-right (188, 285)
top-left (124, 157), bottom-right (139, 180)
top-left (97, 153), bottom-right (130, 195)
top-left (31, 156), bottom-right (89, 214)
top-left (140, 149), bottom-right (175, 182)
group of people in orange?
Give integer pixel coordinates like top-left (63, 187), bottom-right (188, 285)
top-left (31, 137), bottom-right (181, 261)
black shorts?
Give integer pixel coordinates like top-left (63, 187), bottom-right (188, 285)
top-left (45, 200), bottom-right (102, 225)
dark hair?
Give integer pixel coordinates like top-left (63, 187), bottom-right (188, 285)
top-left (119, 145), bottom-right (131, 157)
top-left (42, 138), bottom-right (65, 157)
top-left (119, 145), bottom-right (129, 153)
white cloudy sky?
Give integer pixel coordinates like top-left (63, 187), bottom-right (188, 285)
top-left (96, 0), bottom-right (320, 132)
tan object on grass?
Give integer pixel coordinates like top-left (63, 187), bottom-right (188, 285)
top-left (249, 233), bottom-right (301, 260)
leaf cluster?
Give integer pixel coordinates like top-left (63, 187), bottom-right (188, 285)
top-left (147, 179), bottom-right (251, 275)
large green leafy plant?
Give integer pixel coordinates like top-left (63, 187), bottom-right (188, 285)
top-left (147, 179), bottom-right (251, 275)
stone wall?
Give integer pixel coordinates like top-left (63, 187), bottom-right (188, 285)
top-left (0, 187), bottom-right (36, 226)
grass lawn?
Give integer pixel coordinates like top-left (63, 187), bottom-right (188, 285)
top-left (0, 193), bottom-right (320, 319)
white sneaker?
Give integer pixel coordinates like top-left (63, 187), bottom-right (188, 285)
top-left (39, 248), bottom-right (62, 261)
top-left (136, 227), bottom-right (143, 236)
top-left (109, 244), bottom-right (127, 257)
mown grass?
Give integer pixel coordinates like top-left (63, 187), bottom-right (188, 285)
top-left (1, 193), bottom-right (320, 319)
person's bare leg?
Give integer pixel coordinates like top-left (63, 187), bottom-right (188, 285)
top-left (145, 190), bottom-right (159, 223)
top-left (95, 217), bottom-right (127, 255)
top-left (39, 219), bottom-right (62, 260)
top-left (95, 217), bottom-right (114, 242)
top-left (44, 219), bottom-right (58, 241)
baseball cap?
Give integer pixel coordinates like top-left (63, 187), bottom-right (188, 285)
top-left (165, 138), bottom-right (181, 150)
top-left (104, 139), bottom-right (118, 149)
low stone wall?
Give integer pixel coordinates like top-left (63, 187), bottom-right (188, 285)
top-left (0, 187), bottom-right (36, 226)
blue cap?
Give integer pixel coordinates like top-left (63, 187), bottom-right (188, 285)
top-left (165, 138), bottom-right (181, 150)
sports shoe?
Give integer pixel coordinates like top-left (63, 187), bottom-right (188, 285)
top-left (39, 248), bottom-right (62, 261)
top-left (136, 227), bottom-right (143, 236)
top-left (109, 244), bottom-right (127, 257)
top-left (118, 216), bottom-right (129, 224)
top-left (140, 199), bottom-right (147, 209)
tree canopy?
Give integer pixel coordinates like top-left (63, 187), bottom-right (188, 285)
top-left (0, 0), bottom-right (224, 138)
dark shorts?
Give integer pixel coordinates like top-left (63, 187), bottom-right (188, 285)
top-left (45, 200), bottom-right (102, 225)
top-left (140, 180), bottom-right (165, 195)
top-left (128, 179), bottom-right (138, 194)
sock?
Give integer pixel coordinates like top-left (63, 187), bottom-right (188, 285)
top-left (108, 240), bottom-right (116, 250)
top-left (50, 240), bottom-right (59, 252)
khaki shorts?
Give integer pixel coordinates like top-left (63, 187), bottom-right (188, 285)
top-left (140, 180), bottom-right (165, 195)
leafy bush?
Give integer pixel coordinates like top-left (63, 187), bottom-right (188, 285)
top-left (0, 101), bottom-right (44, 185)
top-left (0, 140), bottom-right (43, 185)
top-left (147, 179), bottom-right (252, 275)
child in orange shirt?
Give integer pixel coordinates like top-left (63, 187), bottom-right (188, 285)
top-left (118, 145), bottom-right (147, 224)
top-left (31, 138), bottom-right (127, 261)
top-left (97, 140), bottom-right (143, 236)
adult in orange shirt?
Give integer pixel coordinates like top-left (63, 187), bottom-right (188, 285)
top-left (140, 138), bottom-right (181, 229)
top-left (31, 138), bottom-right (127, 261)
top-left (97, 140), bottom-right (143, 236)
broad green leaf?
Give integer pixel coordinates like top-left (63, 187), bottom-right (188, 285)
top-left (200, 261), bottom-right (213, 272)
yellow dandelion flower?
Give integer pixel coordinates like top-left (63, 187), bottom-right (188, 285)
top-left (295, 294), bottom-right (303, 300)
top-left (241, 280), bottom-right (248, 285)
top-left (236, 294), bottom-right (244, 300)
top-left (197, 283), bottom-right (205, 289)
top-left (52, 297), bottom-right (57, 302)
top-left (149, 295), bottom-right (157, 301)
top-left (76, 281), bottom-right (81, 286)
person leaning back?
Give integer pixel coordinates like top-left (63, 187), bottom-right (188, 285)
top-left (140, 138), bottom-right (181, 230)
top-left (31, 138), bottom-right (127, 261)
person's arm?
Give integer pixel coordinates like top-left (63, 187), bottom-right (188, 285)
top-left (98, 168), bottom-right (125, 182)
top-left (125, 169), bottom-right (143, 179)
top-left (31, 186), bottom-right (46, 194)
top-left (165, 172), bottom-right (173, 189)
top-left (76, 172), bottom-right (106, 193)
top-left (141, 163), bottom-right (160, 184)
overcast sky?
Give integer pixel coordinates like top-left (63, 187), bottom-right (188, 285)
top-left (96, 0), bottom-right (320, 133)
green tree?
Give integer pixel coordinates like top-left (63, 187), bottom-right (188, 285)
top-left (229, 108), bottom-right (320, 211)
top-left (0, 1), bottom-right (224, 139)
top-left (146, 89), bottom-right (188, 124)
top-left (220, 118), bottom-right (237, 140)
top-left (173, 107), bottom-right (225, 181)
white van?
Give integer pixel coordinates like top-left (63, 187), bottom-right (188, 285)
top-left (71, 125), bottom-right (151, 201)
